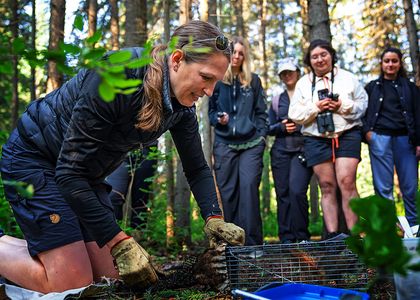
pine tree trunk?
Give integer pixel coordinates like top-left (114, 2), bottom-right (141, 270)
top-left (87, 0), bottom-right (97, 37)
top-left (110, 0), bottom-right (120, 50)
top-left (234, 0), bottom-right (244, 37)
top-left (174, 160), bottom-right (191, 247)
top-left (30, 0), bottom-right (36, 101)
top-left (307, 0), bottom-right (331, 42)
top-left (179, 0), bottom-right (192, 24)
top-left (402, 0), bottom-right (419, 74)
top-left (125, 0), bottom-right (147, 47)
top-left (10, 0), bottom-right (19, 129)
top-left (208, 0), bottom-right (217, 26)
top-left (46, 0), bottom-right (65, 93)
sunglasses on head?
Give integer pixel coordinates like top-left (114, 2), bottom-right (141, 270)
top-left (183, 35), bottom-right (231, 52)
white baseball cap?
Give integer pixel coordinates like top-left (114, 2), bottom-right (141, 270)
top-left (278, 61), bottom-right (298, 75)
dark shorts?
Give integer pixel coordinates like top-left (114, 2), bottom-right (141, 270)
top-left (0, 130), bottom-right (112, 256)
top-left (303, 127), bottom-right (362, 167)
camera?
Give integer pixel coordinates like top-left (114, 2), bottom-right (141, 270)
top-left (217, 112), bottom-right (225, 118)
top-left (318, 88), bottom-right (339, 102)
top-left (316, 89), bottom-right (339, 133)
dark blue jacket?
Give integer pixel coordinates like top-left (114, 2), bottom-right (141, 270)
top-left (208, 73), bottom-right (268, 144)
top-left (268, 91), bottom-right (304, 152)
top-left (362, 76), bottom-right (420, 146)
top-left (11, 47), bottom-right (222, 246)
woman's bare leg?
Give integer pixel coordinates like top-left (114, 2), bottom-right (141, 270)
top-left (86, 241), bottom-right (119, 281)
top-left (335, 157), bottom-right (360, 230)
top-left (313, 161), bottom-right (339, 233)
top-left (0, 239), bottom-right (93, 293)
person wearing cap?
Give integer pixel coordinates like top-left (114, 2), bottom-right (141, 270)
top-left (289, 40), bottom-right (367, 239)
top-left (268, 59), bottom-right (313, 244)
top-left (209, 36), bottom-right (268, 246)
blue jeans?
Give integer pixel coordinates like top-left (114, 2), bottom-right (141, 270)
top-left (368, 133), bottom-right (418, 225)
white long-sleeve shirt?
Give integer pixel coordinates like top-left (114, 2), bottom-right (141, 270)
top-left (289, 67), bottom-right (368, 138)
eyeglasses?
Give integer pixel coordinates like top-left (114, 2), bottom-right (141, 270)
top-left (183, 35), bottom-right (231, 52)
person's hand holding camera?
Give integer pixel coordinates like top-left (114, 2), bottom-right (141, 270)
top-left (204, 216), bottom-right (245, 248)
top-left (316, 99), bottom-right (331, 112)
top-left (282, 119), bottom-right (297, 133)
top-left (327, 97), bottom-right (341, 112)
top-left (217, 112), bottom-right (229, 125)
top-left (111, 236), bottom-right (158, 287)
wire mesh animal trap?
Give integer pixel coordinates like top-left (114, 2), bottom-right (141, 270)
top-left (225, 239), bottom-right (368, 292)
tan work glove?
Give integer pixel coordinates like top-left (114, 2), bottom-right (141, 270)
top-left (204, 217), bottom-right (245, 248)
top-left (111, 237), bottom-right (158, 287)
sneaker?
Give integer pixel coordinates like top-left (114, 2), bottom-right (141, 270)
top-left (325, 232), bottom-right (349, 241)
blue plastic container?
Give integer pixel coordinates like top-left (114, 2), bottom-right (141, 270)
top-left (234, 283), bottom-right (370, 300)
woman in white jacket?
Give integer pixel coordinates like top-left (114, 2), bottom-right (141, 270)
top-left (289, 39), bottom-right (368, 238)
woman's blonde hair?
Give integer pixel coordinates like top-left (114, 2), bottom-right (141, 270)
top-left (137, 20), bottom-right (231, 131)
top-left (223, 36), bottom-right (252, 87)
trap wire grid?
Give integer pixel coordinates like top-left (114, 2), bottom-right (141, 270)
top-left (225, 240), bottom-right (368, 292)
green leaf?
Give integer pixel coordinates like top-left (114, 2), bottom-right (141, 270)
top-left (86, 31), bottom-right (102, 45)
top-left (12, 37), bottom-right (25, 54)
top-left (99, 81), bottom-right (115, 102)
top-left (108, 50), bottom-right (132, 64)
top-left (60, 42), bottom-right (80, 55)
top-left (117, 87), bottom-right (139, 95)
top-left (82, 48), bottom-right (106, 61)
top-left (106, 65), bottom-right (125, 73)
top-left (73, 14), bottom-right (84, 31)
top-left (112, 78), bottom-right (141, 88)
top-left (125, 57), bottom-right (153, 69)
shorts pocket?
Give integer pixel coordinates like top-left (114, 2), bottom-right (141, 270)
top-left (3, 171), bottom-right (46, 203)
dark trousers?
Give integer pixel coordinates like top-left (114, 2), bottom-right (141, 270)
top-left (106, 147), bottom-right (157, 229)
top-left (213, 140), bottom-right (265, 245)
top-left (270, 141), bottom-right (313, 241)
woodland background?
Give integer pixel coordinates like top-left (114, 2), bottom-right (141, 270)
top-left (0, 0), bottom-right (419, 255)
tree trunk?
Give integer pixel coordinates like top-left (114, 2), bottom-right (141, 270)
top-left (173, 2), bottom-right (193, 249)
top-left (402, 0), bottom-right (419, 75)
top-left (110, 0), bottom-right (119, 50)
top-left (258, 0), bottom-right (267, 87)
top-left (87, 0), bottom-right (97, 37)
top-left (307, 0), bottom-right (331, 42)
top-left (125, 0), bottom-right (147, 47)
top-left (10, 0), bottom-right (19, 129)
top-left (233, 0), bottom-right (244, 37)
top-left (179, 0), bottom-right (192, 24)
top-left (208, 0), bottom-right (217, 26)
top-left (174, 160), bottom-right (191, 247)
top-left (298, 0), bottom-right (310, 52)
top-left (162, 0), bottom-right (173, 249)
top-left (278, 0), bottom-right (287, 57)
top-left (201, 0), bottom-right (208, 21)
top-left (46, 0), bottom-right (65, 93)
top-left (30, 0), bottom-right (36, 101)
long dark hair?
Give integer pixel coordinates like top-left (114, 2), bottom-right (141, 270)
top-left (380, 47), bottom-right (407, 79)
top-left (138, 20), bottom-right (231, 132)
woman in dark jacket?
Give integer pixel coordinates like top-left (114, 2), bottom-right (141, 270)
top-left (209, 36), bottom-right (268, 246)
top-left (0, 21), bottom-right (244, 293)
top-left (363, 47), bottom-right (420, 226)
top-left (268, 59), bottom-right (313, 243)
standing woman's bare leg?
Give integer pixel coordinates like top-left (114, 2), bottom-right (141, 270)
top-left (0, 239), bottom-right (94, 293)
top-left (313, 161), bottom-right (339, 233)
top-left (335, 157), bottom-right (360, 230)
